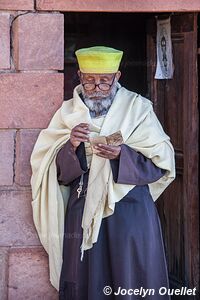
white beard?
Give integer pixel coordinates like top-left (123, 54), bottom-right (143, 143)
top-left (81, 81), bottom-right (118, 117)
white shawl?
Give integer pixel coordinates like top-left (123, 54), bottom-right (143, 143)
top-left (30, 83), bottom-right (175, 290)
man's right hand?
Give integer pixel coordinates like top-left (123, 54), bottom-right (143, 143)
top-left (70, 123), bottom-right (90, 150)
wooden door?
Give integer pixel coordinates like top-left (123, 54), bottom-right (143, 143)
top-left (146, 13), bottom-right (199, 299)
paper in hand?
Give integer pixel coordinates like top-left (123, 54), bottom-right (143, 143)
top-left (106, 130), bottom-right (123, 146)
top-left (89, 130), bottom-right (123, 154)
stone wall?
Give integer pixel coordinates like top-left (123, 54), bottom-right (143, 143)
top-left (0, 2), bottom-right (64, 299)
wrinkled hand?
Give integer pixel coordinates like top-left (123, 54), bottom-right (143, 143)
top-left (94, 144), bottom-right (121, 160)
top-left (70, 123), bottom-right (90, 150)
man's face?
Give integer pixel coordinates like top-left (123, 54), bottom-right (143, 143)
top-left (79, 72), bottom-right (118, 100)
top-left (78, 70), bottom-right (121, 117)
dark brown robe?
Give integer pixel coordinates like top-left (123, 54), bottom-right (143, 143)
top-left (56, 140), bottom-right (171, 300)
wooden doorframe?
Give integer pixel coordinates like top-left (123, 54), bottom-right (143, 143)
top-left (147, 12), bottom-right (199, 296)
top-left (182, 13), bottom-right (199, 290)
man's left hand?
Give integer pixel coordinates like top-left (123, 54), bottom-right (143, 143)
top-left (94, 144), bottom-right (121, 160)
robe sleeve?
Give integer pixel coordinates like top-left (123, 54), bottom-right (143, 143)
top-left (56, 140), bottom-right (88, 185)
top-left (110, 144), bottom-right (166, 185)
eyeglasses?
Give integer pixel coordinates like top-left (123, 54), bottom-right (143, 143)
top-left (81, 74), bottom-right (116, 91)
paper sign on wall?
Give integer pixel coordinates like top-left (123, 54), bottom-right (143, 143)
top-left (155, 17), bottom-right (174, 79)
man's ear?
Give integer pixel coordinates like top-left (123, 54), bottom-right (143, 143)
top-left (116, 71), bottom-right (121, 81)
top-left (77, 70), bottom-right (81, 78)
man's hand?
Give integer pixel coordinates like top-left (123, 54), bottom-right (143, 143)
top-left (94, 144), bottom-right (121, 160)
top-left (70, 123), bottom-right (90, 150)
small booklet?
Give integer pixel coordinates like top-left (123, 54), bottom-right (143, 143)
top-left (89, 130), bottom-right (123, 154)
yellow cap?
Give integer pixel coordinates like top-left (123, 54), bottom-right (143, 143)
top-left (75, 46), bottom-right (123, 74)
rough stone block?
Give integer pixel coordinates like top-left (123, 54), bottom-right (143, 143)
top-left (0, 247), bottom-right (9, 300)
top-left (12, 13), bottom-right (64, 70)
top-left (8, 247), bottom-right (58, 299)
top-left (0, 190), bottom-right (40, 246)
top-left (36, 0), bottom-right (200, 12)
top-left (15, 129), bottom-right (41, 186)
top-left (0, 130), bottom-right (15, 186)
top-left (0, 0), bottom-right (34, 10)
top-left (0, 73), bottom-right (63, 128)
top-left (0, 13), bottom-right (10, 69)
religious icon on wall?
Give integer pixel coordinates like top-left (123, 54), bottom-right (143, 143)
top-left (155, 17), bottom-right (174, 79)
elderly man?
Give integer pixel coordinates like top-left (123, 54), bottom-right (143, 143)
top-left (30, 46), bottom-right (175, 300)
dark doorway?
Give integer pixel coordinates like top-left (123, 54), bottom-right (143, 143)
top-left (64, 12), bottom-right (199, 299)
